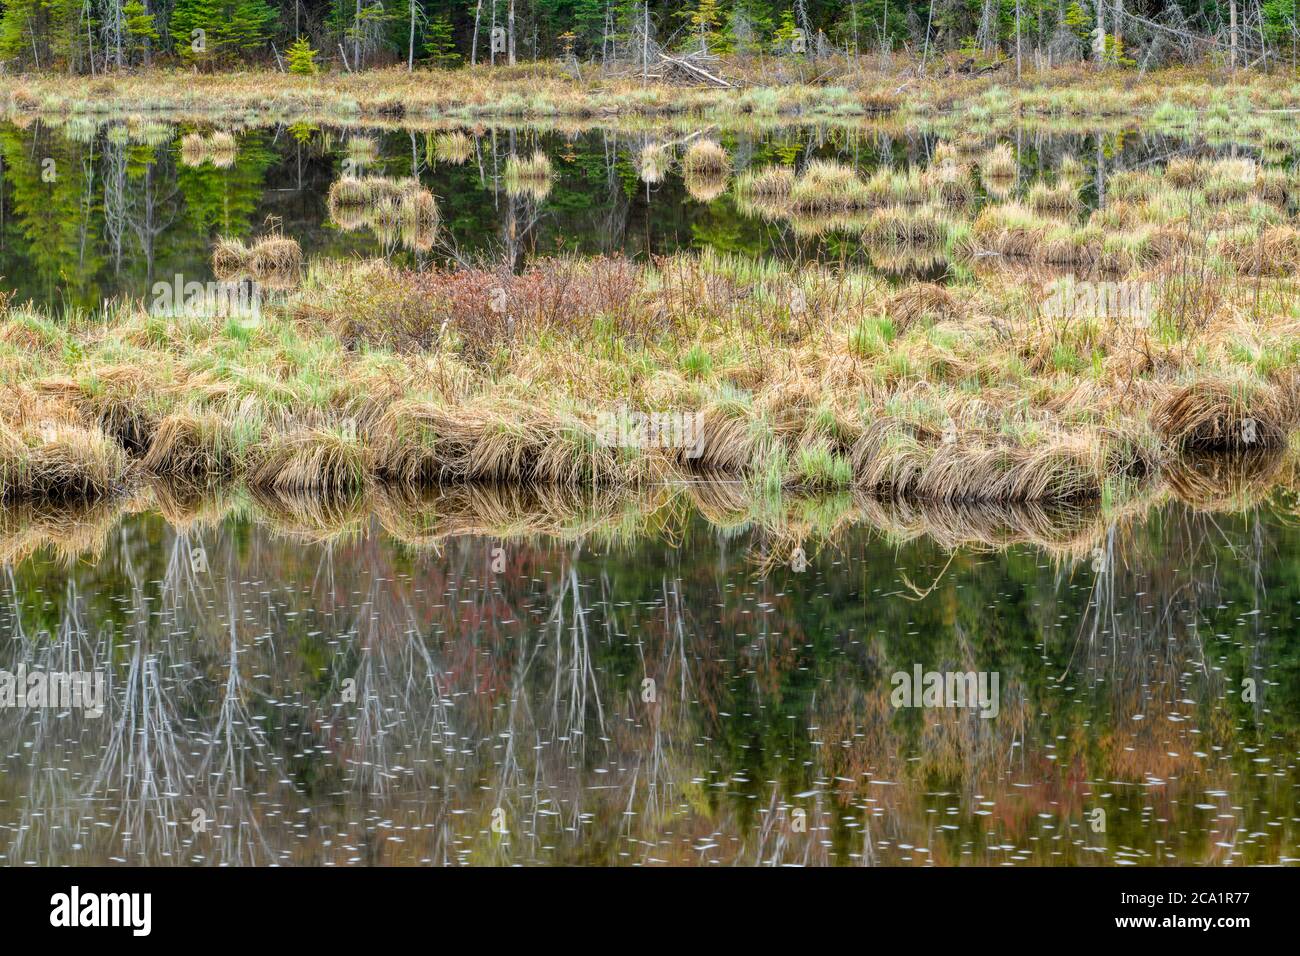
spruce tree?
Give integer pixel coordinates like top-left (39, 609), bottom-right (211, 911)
top-left (286, 34), bottom-right (320, 72)
top-left (170, 0), bottom-right (276, 65)
top-left (424, 14), bottom-right (461, 66)
top-left (124, 0), bottom-right (161, 63)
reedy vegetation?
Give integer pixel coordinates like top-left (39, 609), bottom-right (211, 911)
top-left (3, 138), bottom-right (1300, 509)
top-left (9, 59), bottom-right (1300, 131)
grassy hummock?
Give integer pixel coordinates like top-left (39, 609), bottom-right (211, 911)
top-left (8, 60), bottom-right (1300, 134)
top-left (2, 190), bottom-right (1298, 511)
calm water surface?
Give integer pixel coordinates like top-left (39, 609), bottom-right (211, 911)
top-left (0, 117), bottom-right (1212, 310)
top-left (0, 488), bottom-right (1296, 866)
top-left (2, 113), bottom-right (1297, 866)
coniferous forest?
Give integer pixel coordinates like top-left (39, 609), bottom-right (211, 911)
top-left (0, 0), bottom-right (1296, 74)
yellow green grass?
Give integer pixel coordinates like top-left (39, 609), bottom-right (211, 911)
top-left (2, 221), bottom-right (1298, 507)
top-left (8, 61), bottom-right (1300, 137)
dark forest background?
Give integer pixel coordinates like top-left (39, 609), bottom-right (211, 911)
top-left (0, 0), bottom-right (1295, 76)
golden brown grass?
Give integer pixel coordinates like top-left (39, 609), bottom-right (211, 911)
top-left (325, 176), bottom-right (440, 249)
top-left (1153, 379), bottom-right (1290, 451)
top-left (682, 139), bottom-right (730, 176)
top-left (9, 61), bottom-right (1296, 134)
top-left (140, 412), bottom-right (241, 481)
top-left (0, 421), bottom-right (130, 501)
top-left (1, 202), bottom-right (1299, 510)
top-left (502, 151), bottom-right (554, 200)
top-left (211, 235), bottom-right (302, 287)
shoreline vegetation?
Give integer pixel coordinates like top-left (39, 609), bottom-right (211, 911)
top-left (4, 136), bottom-right (1300, 516)
top-left (0, 448), bottom-right (1292, 568)
top-left (5, 64), bottom-right (1300, 533)
top-left (5, 60), bottom-right (1300, 129)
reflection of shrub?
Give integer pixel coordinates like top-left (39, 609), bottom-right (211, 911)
top-left (178, 130), bottom-right (238, 167)
top-left (326, 176), bottom-right (439, 249)
top-left (433, 131), bottom-right (471, 164)
top-left (685, 167), bottom-right (729, 202)
top-left (639, 143), bottom-right (669, 184)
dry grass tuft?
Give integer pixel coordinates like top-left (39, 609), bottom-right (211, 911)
top-left (212, 238), bottom-right (250, 280)
top-left (734, 164), bottom-right (794, 200)
top-left (682, 139), bottom-right (730, 176)
top-left (141, 412), bottom-right (241, 481)
top-left (852, 422), bottom-right (1124, 503)
top-left (247, 236), bottom-right (304, 288)
top-left (503, 151), bottom-right (554, 199)
top-left (249, 426), bottom-right (369, 494)
top-left (0, 422), bottom-right (130, 501)
top-left (887, 283), bottom-right (964, 331)
top-left (1153, 380), bottom-right (1290, 451)
top-left (980, 143), bottom-right (1017, 182)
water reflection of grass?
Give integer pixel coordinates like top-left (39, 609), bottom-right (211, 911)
top-left (3, 475), bottom-right (1298, 865)
top-left (0, 451), bottom-right (1291, 569)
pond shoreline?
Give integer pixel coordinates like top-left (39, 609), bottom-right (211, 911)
top-left (2, 241), bottom-right (1297, 511)
top-left (2, 454), bottom-right (1291, 568)
top-left (5, 61), bottom-right (1300, 127)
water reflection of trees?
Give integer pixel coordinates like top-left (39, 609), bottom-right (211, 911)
top-left (1, 485), bottom-right (1298, 865)
top-left (1, 117), bottom-right (1204, 310)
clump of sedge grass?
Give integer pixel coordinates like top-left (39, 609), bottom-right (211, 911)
top-left (0, 422), bottom-right (130, 502)
top-left (682, 139), bottom-right (730, 176)
top-left (503, 151), bottom-right (554, 200)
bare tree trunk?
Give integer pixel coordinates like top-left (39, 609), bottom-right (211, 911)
top-left (142, 0), bottom-right (153, 66)
top-left (353, 0), bottom-right (362, 69)
top-left (408, 0), bottom-right (417, 70)
top-left (921, 0), bottom-right (934, 74)
top-left (1095, 0), bottom-right (1106, 66)
top-left (1257, 6), bottom-right (1267, 68)
top-left (1095, 128), bottom-right (1106, 208)
top-left (508, 0), bottom-right (516, 65)
top-left (1230, 0), bottom-right (1238, 70)
top-left (471, 0), bottom-right (482, 65)
top-left (100, 0), bottom-right (124, 70)
top-left (642, 2), bottom-right (649, 85)
top-left (1015, 0), bottom-right (1021, 77)
top-left (602, 2), bottom-right (612, 63)
top-left (850, 0), bottom-right (858, 60)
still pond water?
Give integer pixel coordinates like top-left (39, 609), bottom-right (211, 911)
top-left (0, 486), bottom-right (1296, 866)
top-left (0, 117), bottom-right (1199, 310)
top-left (0, 116), bottom-right (1297, 865)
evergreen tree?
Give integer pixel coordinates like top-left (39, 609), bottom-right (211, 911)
top-left (124, 0), bottom-right (161, 63)
top-left (1263, 0), bottom-right (1298, 44)
top-left (170, 0), bottom-right (277, 65)
top-left (0, 0), bottom-right (81, 68)
top-left (424, 13), bottom-right (461, 66)
top-left (287, 34), bottom-right (320, 72)
top-left (677, 0), bottom-right (724, 53)
top-left (0, 0), bottom-right (1296, 73)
